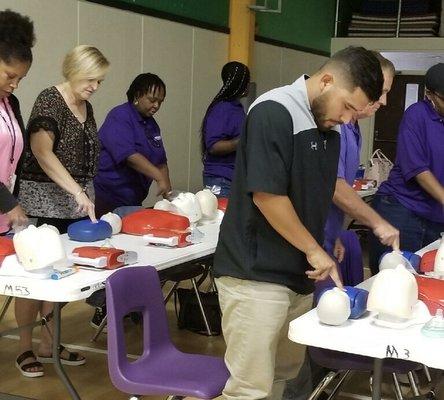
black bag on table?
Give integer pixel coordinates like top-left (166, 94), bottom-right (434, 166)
top-left (175, 288), bottom-right (222, 336)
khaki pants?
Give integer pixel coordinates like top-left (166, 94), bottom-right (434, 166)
top-left (215, 276), bottom-right (312, 400)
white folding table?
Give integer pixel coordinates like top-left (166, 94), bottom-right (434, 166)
top-left (0, 223), bottom-right (220, 400)
top-left (288, 240), bottom-right (444, 400)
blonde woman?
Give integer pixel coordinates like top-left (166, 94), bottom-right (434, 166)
top-left (14, 45), bottom-right (109, 377)
top-left (19, 45), bottom-right (109, 232)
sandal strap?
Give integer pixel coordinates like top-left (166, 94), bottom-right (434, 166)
top-left (58, 344), bottom-right (84, 362)
top-left (65, 351), bottom-right (81, 362)
top-left (21, 361), bottom-right (43, 371)
top-left (16, 350), bottom-right (36, 366)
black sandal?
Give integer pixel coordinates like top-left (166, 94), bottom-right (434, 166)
top-left (15, 350), bottom-right (44, 378)
top-left (37, 344), bottom-right (86, 366)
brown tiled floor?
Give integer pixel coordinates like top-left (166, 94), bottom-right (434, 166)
top-left (0, 277), bottom-right (438, 399)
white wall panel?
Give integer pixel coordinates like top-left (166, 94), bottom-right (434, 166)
top-left (1, 0), bottom-right (77, 122)
top-left (78, 1), bottom-right (142, 126)
top-left (254, 42), bottom-right (282, 96)
top-left (189, 28), bottom-right (228, 192)
top-left (142, 16), bottom-right (193, 205)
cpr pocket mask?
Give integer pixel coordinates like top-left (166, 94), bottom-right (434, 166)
top-left (121, 209), bottom-right (192, 247)
top-left (100, 212), bottom-right (122, 235)
top-left (379, 250), bottom-right (417, 273)
top-left (67, 220), bottom-right (112, 242)
top-left (13, 225), bottom-right (67, 271)
top-left (421, 308), bottom-right (444, 338)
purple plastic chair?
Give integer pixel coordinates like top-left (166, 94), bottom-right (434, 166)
top-left (308, 348), bottom-right (421, 400)
top-left (106, 266), bottom-right (229, 399)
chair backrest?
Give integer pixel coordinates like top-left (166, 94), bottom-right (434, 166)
top-left (106, 266), bottom-right (173, 378)
top-left (338, 230), bottom-right (364, 287)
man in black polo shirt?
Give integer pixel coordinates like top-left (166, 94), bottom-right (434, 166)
top-left (213, 47), bottom-right (383, 400)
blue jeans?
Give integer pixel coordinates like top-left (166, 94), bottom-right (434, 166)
top-left (202, 175), bottom-right (232, 198)
top-left (369, 194), bottom-right (444, 275)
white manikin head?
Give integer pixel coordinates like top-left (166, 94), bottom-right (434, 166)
top-left (100, 212), bottom-right (122, 235)
top-left (13, 225), bottom-right (66, 270)
top-left (154, 199), bottom-right (179, 213)
top-left (171, 192), bottom-right (202, 224)
top-left (316, 287), bottom-right (351, 326)
top-left (367, 265), bottom-right (418, 320)
top-left (195, 189), bottom-right (218, 219)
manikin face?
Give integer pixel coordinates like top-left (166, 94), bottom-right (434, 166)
top-left (70, 77), bottom-right (104, 101)
top-left (311, 74), bottom-right (371, 131)
top-left (0, 58), bottom-right (31, 99)
top-left (356, 69), bottom-right (394, 119)
top-left (134, 87), bottom-right (165, 117)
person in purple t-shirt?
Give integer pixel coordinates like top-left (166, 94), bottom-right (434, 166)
top-left (94, 73), bottom-right (171, 217)
top-left (324, 53), bottom-right (399, 260)
top-left (369, 63), bottom-right (444, 274)
top-left (201, 61), bottom-right (250, 197)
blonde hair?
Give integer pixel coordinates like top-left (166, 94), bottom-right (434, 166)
top-left (62, 45), bottom-right (109, 82)
top-left (371, 51), bottom-right (395, 76)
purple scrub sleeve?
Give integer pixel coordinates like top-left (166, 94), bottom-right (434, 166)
top-left (94, 102), bottom-right (167, 207)
top-left (378, 99), bottom-right (444, 223)
top-left (324, 122), bottom-right (362, 248)
top-left (203, 99), bottom-right (245, 181)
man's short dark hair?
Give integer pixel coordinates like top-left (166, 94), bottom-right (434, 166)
top-left (327, 46), bottom-right (383, 103)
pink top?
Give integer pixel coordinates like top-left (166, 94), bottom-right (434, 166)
top-left (0, 97), bottom-right (24, 233)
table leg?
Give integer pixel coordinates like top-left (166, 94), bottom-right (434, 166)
top-left (372, 358), bottom-right (383, 400)
top-left (52, 302), bottom-right (81, 400)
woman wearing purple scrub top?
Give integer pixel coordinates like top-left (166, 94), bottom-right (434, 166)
top-left (201, 62), bottom-right (250, 197)
top-left (369, 63), bottom-right (444, 274)
top-left (94, 73), bottom-right (171, 217)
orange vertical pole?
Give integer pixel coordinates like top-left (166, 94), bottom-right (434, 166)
top-left (229, 0), bottom-right (255, 68)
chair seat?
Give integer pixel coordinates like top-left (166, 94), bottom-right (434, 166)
top-left (114, 349), bottom-right (229, 399)
top-left (159, 263), bottom-right (206, 282)
top-left (309, 347), bottom-right (421, 374)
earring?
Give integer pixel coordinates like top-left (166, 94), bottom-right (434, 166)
top-left (134, 100), bottom-right (139, 105)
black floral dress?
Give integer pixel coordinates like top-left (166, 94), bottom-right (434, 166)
top-left (19, 86), bottom-right (99, 219)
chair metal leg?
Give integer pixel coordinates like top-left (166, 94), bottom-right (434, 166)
top-left (166, 396), bottom-right (184, 400)
top-left (327, 370), bottom-right (352, 400)
top-left (392, 374), bottom-right (404, 400)
top-left (129, 396), bottom-right (140, 400)
top-left (163, 281), bottom-right (180, 304)
top-left (0, 296), bottom-right (13, 323)
top-left (191, 278), bottom-right (212, 336)
top-left (423, 365), bottom-right (432, 383)
top-left (307, 371), bottom-right (339, 400)
top-left (91, 314), bottom-right (107, 342)
top-left (408, 371), bottom-right (420, 396)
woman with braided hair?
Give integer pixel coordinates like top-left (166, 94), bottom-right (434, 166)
top-left (201, 61), bottom-right (250, 197)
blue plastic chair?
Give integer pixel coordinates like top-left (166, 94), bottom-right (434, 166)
top-left (106, 266), bottom-right (229, 399)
